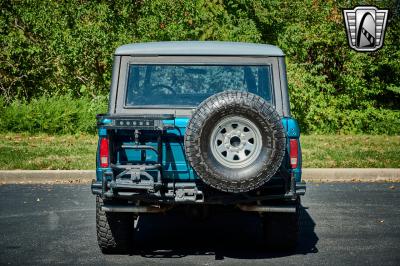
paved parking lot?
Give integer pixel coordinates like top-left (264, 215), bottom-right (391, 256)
top-left (0, 182), bottom-right (399, 265)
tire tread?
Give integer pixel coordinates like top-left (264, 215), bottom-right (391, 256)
top-left (184, 91), bottom-right (286, 193)
top-left (96, 196), bottom-right (135, 254)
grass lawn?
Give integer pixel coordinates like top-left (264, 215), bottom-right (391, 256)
top-left (0, 133), bottom-right (399, 170)
top-left (301, 135), bottom-right (400, 168)
top-left (0, 134), bottom-right (97, 170)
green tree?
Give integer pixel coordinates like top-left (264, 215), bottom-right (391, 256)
top-left (0, 0), bottom-right (399, 134)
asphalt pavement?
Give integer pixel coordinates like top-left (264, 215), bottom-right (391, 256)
top-left (0, 183), bottom-right (399, 265)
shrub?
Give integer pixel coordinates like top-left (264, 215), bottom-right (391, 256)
top-left (0, 95), bottom-right (107, 134)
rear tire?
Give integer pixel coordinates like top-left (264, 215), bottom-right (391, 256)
top-left (184, 91), bottom-right (286, 193)
top-left (262, 199), bottom-right (300, 251)
top-left (96, 196), bottom-right (135, 254)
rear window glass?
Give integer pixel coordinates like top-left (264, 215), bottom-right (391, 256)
top-left (125, 64), bottom-right (273, 107)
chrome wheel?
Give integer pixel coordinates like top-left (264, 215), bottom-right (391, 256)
top-left (210, 115), bottom-right (262, 168)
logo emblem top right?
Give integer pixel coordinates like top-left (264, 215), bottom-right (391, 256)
top-left (343, 6), bottom-right (389, 52)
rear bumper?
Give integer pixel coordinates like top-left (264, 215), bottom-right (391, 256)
top-left (91, 177), bottom-right (306, 205)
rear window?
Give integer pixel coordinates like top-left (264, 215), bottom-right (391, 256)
top-left (125, 64), bottom-right (273, 107)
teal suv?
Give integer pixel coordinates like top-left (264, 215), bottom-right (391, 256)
top-left (91, 41), bottom-right (306, 253)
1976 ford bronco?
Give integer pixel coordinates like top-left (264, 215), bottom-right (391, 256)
top-left (91, 41), bottom-right (306, 253)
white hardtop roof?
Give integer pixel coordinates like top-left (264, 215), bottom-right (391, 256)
top-left (115, 41), bottom-right (284, 57)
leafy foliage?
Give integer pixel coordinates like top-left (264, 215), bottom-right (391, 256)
top-left (0, 95), bottom-right (107, 134)
top-left (0, 0), bottom-right (399, 134)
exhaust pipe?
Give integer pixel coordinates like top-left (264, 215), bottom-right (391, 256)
top-left (237, 204), bottom-right (296, 213)
top-left (102, 204), bottom-right (172, 213)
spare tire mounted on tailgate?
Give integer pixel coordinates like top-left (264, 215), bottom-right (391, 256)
top-left (184, 91), bottom-right (286, 193)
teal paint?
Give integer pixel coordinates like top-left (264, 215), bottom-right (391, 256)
top-left (96, 117), bottom-right (302, 182)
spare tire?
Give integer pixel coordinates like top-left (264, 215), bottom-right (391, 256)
top-left (184, 91), bottom-right (286, 193)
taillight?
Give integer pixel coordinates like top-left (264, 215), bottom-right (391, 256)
top-left (99, 138), bottom-right (109, 168)
top-left (289, 139), bottom-right (299, 168)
